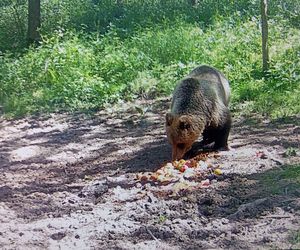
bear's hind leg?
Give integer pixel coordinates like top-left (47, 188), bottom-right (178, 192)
top-left (214, 112), bottom-right (231, 150)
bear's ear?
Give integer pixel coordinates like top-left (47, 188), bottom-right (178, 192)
top-left (178, 115), bottom-right (192, 130)
top-left (166, 113), bottom-right (174, 126)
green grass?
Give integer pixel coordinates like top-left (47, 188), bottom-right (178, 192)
top-left (258, 165), bottom-right (300, 196)
top-left (0, 1), bottom-right (299, 118)
top-left (0, 0), bottom-right (260, 52)
top-left (289, 230), bottom-right (300, 246)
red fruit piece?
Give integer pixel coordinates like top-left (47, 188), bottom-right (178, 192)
top-left (256, 151), bottom-right (267, 159)
top-left (201, 179), bottom-right (210, 186)
top-left (179, 166), bottom-right (188, 173)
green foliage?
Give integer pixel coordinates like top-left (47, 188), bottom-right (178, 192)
top-left (0, 0), bottom-right (27, 51)
top-left (258, 164), bottom-right (300, 196)
top-left (284, 147), bottom-right (298, 157)
top-left (289, 230), bottom-right (300, 246)
top-left (238, 25), bottom-right (300, 118)
top-left (0, 1), bottom-right (299, 118)
top-left (1, 0), bottom-right (299, 52)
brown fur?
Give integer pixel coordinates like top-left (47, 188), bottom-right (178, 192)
top-left (166, 65), bottom-right (231, 160)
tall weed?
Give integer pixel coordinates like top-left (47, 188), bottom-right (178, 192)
top-left (0, 14), bottom-right (299, 118)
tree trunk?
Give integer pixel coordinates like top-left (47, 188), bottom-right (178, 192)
top-left (28, 0), bottom-right (41, 44)
top-left (261, 0), bottom-right (269, 74)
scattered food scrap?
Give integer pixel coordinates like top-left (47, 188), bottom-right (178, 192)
top-left (136, 152), bottom-right (222, 195)
top-left (256, 150), bottom-right (268, 159)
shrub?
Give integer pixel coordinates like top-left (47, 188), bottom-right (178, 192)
top-left (0, 2), bottom-right (299, 118)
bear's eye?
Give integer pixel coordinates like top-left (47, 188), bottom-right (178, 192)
top-left (185, 123), bottom-right (191, 129)
top-left (179, 122), bottom-right (190, 130)
top-left (177, 143), bottom-right (185, 149)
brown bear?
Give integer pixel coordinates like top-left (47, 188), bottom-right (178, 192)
top-left (165, 65), bottom-right (231, 161)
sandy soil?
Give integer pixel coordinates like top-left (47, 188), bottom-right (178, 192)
top-left (0, 98), bottom-right (299, 249)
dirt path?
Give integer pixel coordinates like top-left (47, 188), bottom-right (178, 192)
top-left (0, 98), bottom-right (299, 249)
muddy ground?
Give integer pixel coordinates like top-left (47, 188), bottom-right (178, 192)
top-left (0, 98), bottom-right (299, 249)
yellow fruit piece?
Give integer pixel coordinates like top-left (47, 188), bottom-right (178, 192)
top-left (179, 159), bottom-right (186, 165)
top-left (214, 168), bottom-right (222, 175)
top-left (157, 175), bottom-right (165, 182)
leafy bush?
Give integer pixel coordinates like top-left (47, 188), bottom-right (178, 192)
top-left (1, 15), bottom-right (299, 118)
top-left (0, 0), bottom-right (299, 52)
top-left (1, 31), bottom-right (104, 115)
top-left (0, 1), bottom-right (299, 118)
top-left (0, 0), bottom-right (27, 51)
